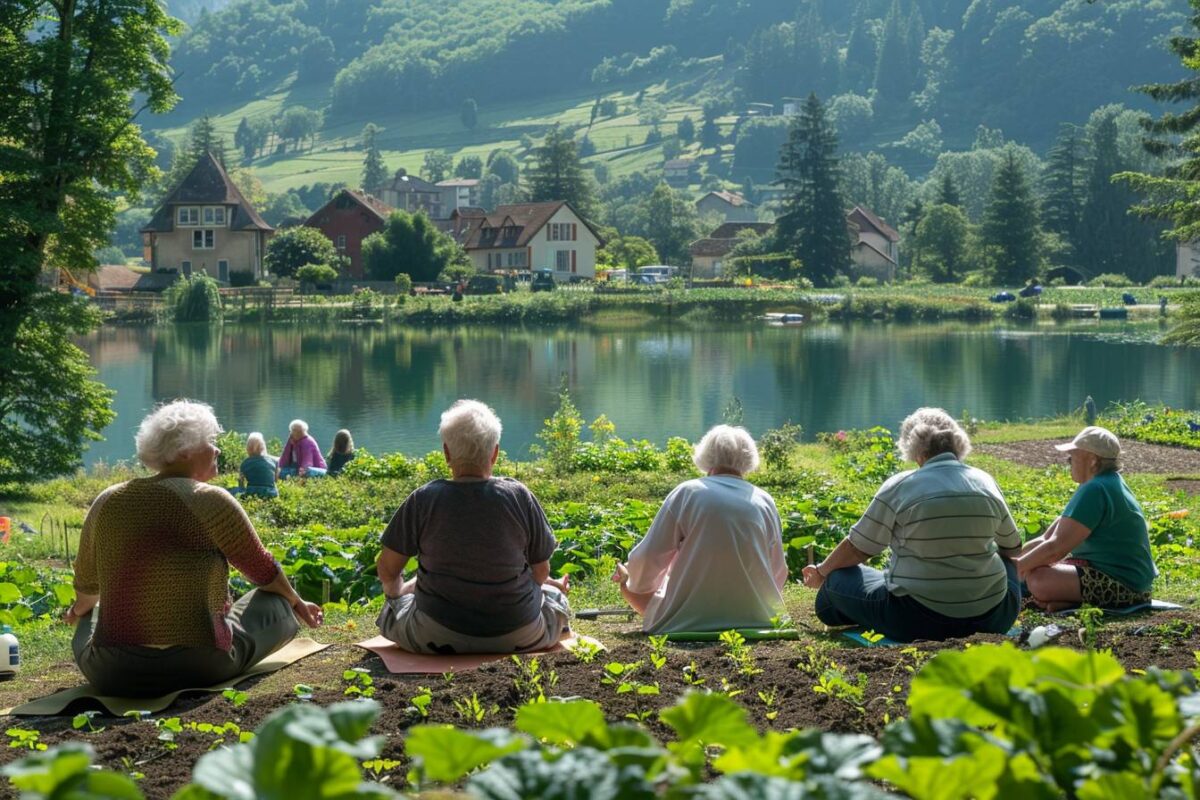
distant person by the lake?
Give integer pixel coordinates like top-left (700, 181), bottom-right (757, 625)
top-left (375, 399), bottom-right (570, 654)
top-left (802, 408), bottom-right (1022, 642)
top-left (278, 419), bottom-right (327, 479)
top-left (1018, 426), bottom-right (1156, 612)
top-left (326, 429), bottom-right (356, 477)
top-left (64, 400), bottom-right (322, 697)
top-left (612, 425), bottom-right (788, 633)
top-left (231, 432), bottom-right (278, 498)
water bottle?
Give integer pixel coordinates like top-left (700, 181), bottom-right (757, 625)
top-left (0, 625), bottom-right (19, 675)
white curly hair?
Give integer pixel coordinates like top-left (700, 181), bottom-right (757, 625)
top-left (693, 425), bottom-right (760, 475)
top-left (439, 399), bottom-right (502, 471)
top-left (135, 400), bottom-right (223, 471)
top-left (897, 407), bottom-right (972, 463)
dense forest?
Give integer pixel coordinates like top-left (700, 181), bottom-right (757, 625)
top-left (167, 0), bottom-right (1187, 150)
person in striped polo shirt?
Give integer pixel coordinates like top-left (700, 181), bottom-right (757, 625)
top-left (802, 408), bottom-right (1022, 642)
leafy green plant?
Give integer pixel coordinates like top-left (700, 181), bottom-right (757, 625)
top-left (1, 743), bottom-right (143, 797)
top-left (71, 711), bottom-right (106, 734)
top-left (408, 686), bottom-right (433, 719)
top-left (682, 660), bottom-right (706, 686)
top-left (452, 692), bottom-right (489, 724)
top-left (344, 667), bottom-right (376, 698)
top-left (511, 656), bottom-right (547, 704)
top-left (760, 422), bottom-right (804, 470)
top-left (647, 634), bottom-right (669, 670)
top-left (571, 637), bottom-right (602, 664)
top-left (164, 273), bottom-right (223, 322)
top-left (293, 683), bottom-right (315, 701)
top-left (813, 666), bottom-right (868, 714)
top-left (6, 727), bottom-right (46, 751)
top-left (221, 688), bottom-right (248, 708)
top-left (719, 629), bottom-right (762, 677)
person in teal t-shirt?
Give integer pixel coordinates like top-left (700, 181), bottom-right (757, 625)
top-left (230, 432), bottom-right (279, 499)
top-left (1017, 426), bottom-right (1156, 611)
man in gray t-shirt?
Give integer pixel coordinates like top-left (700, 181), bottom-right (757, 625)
top-left (375, 399), bottom-right (570, 654)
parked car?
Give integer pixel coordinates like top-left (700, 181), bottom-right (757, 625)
top-left (531, 269), bottom-right (556, 292)
top-left (636, 265), bottom-right (677, 284)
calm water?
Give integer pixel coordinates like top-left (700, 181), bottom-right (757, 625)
top-left (77, 321), bottom-right (1200, 466)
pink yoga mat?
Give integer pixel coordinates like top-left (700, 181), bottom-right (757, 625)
top-left (356, 634), bottom-right (603, 674)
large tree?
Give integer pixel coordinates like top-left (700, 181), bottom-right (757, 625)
top-left (264, 227), bottom-right (339, 278)
top-left (774, 94), bottom-right (850, 286)
top-left (361, 123), bottom-right (388, 195)
top-left (0, 0), bottom-right (178, 481)
top-left (362, 211), bottom-right (466, 282)
top-left (980, 149), bottom-right (1043, 285)
top-left (914, 203), bottom-right (971, 283)
top-left (526, 125), bottom-right (598, 219)
top-left (1040, 124), bottom-right (1084, 266)
top-left (636, 183), bottom-right (700, 266)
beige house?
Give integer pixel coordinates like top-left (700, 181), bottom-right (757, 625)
top-left (379, 170), bottom-right (444, 218)
top-left (436, 179), bottom-right (481, 214)
top-left (688, 222), bottom-right (775, 279)
top-left (1177, 241), bottom-right (1200, 279)
top-left (453, 201), bottom-right (604, 281)
top-left (847, 205), bottom-right (900, 282)
top-left (141, 152), bottom-right (273, 282)
top-left (663, 158), bottom-right (699, 188)
top-left (696, 190), bottom-right (757, 222)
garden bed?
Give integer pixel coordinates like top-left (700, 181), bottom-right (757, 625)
top-left (975, 438), bottom-right (1200, 474)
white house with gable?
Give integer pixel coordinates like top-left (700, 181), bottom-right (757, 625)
top-left (453, 201), bottom-right (604, 281)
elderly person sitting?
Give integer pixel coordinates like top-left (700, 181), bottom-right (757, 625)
top-left (1017, 426), bottom-right (1156, 611)
top-left (230, 432), bottom-right (278, 498)
top-left (65, 401), bottom-right (322, 697)
top-left (278, 419), bottom-right (327, 479)
top-left (612, 425), bottom-right (788, 633)
top-left (375, 400), bottom-right (570, 654)
top-left (802, 408), bottom-right (1022, 642)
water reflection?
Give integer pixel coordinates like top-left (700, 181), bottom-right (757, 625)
top-left (78, 321), bottom-right (1200, 466)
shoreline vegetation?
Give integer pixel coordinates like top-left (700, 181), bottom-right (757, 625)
top-left (109, 283), bottom-right (1197, 327)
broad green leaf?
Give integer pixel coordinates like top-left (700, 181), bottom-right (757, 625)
top-left (659, 691), bottom-right (757, 749)
top-left (0, 582), bottom-right (22, 604)
top-left (468, 747), bottom-right (657, 800)
top-left (1031, 647), bottom-right (1125, 691)
top-left (578, 722), bottom-right (658, 752)
top-left (1076, 772), bottom-right (1148, 800)
top-left (869, 749), bottom-right (1006, 800)
top-left (405, 725), bottom-right (524, 783)
top-left (2, 742), bottom-right (96, 793)
top-left (515, 699), bottom-right (605, 745)
top-left (908, 643), bottom-right (1035, 726)
top-left (698, 772), bottom-right (892, 800)
top-left (51, 582), bottom-right (76, 607)
top-left (1093, 680), bottom-right (1179, 750)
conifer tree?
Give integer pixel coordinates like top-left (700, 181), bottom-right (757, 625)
top-left (980, 149), bottom-right (1043, 285)
top-left (527, 125), bottom-right (598, 219)
top-left (234, 117), bottom-right (254, 161)
top-left (1040, 124), bottom-right (1084, 265)
top-left (936, 172), bottom-right (960, 206)
top-left (774, 94), bottom-right (850, 286)
top-left (361, 124), bottom-right (388, 195)
top-left (186, 114), bottom-right (227, 165)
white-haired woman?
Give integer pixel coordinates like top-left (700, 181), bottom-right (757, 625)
top-left (375, 400), bottom-right (570, 654)
top-left (230, 432), bottom-right (278, 498)
top-left (1017, 426), bottom-right (1156, 611)
top-left (277, 419), bottom-right (327, 479)
top-left (64, 401), bottom-right (323, 697)
top-left (612, 425), bottom-right (789, 633)
top-left (802, 408), bottom-right (1022, 642)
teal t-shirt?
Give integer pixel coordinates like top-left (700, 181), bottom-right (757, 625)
top-left (1064, 471), bottom-right (1157, 592)
top-left (240, 454), bottom-right (278, 489)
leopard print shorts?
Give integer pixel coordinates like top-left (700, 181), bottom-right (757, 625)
top-left (1074, 562), bottom-right (1151, 608)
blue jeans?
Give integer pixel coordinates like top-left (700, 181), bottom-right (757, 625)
top-left (278, 466), bottom-right (326, 479)
top-left (815, 560), bottom-right (1020, 643)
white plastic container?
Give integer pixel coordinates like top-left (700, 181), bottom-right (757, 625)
top-left (0, 625), bottom-right (19, 674)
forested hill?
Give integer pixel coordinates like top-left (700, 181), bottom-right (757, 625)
top-left (164, 0), bottom-right (1186, 151)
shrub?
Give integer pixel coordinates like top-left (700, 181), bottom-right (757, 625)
top-left (229, 270), bottom-right (255, 287)
top-left (394, 273), bottom-right (413, 293)
top-left (1087, 272), bottom-right (1133, 287)
top-left (855, 276), bottom-right (879, 288)
top-left (440, 263), bottom-right (475, 282)
top-left (467, 274), bottom-right (503, 294)
top-left (759, 423), bottom-right (803, 470)
top-left (264, 226), bottom-right (338, 278)
top-left (1004, 297), bottom-right (1037, 320)
top-left (1148, 274), bottom-right (1200, 288)
top-left (296, 263), bottom-right (338, 287)
top-left (164, 273), bottom-right (222, 322)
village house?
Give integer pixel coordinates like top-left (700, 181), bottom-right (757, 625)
top-left (140, 151), bottom-right (273, 282)
top-left (436, 178), bottom-right (481, 215)
top-left (379, 169), bottom-right (444, 219)
top-left (696, 190), bottom-right (757, 222)
top-left (452, 201), bottom-right (603, 281)
top-left (688, 222), bottom-right (774, 279)
top-left (847, 205), bottom-right (900, 283)
top-left (1177, 241), bottom-right (1200, 280)
top-left (663, 158), bottom-right (699, 188)
top-left (303, 189), bottom-right (393, 279)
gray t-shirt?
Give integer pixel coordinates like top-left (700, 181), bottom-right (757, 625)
top-left (381, 477), bottom-right (557, 636)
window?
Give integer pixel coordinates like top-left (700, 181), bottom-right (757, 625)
top-left (218, 260), bottom-right (229, 282)
top-left (208, 206), bottom-right (226, 225)
top-left (506, 252), bottom-right (526, 267)
top-left (181, 260), bottom-right (192, 276)
top-left (203, 207), bottom-right (214, 224)
top-left (177, 207), bottom-right (199, 226)
top-left (192, 229), bottom-right (215, 250)
top-left (336, 235), bottom-right (346, 250)
top-left (548, 222), bottom-right (574, 241)
top-left (555, 250), bottom-right (571, 271)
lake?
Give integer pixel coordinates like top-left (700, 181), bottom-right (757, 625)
top-left (78, 321), bottom-right (1200, 466)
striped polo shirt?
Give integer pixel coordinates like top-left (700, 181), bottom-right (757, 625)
top-left (848, 453), bottom-right (1021, 619)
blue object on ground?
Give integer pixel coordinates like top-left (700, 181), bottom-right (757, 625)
top-left (841, 626), bottom-right (1021, 647)
top-left (1123, 293), bottom-right (1138, 305)
top-left (990, 291), bottom-right (1016, 303)
top-left (1019, 284), bottom-right (1043, 298)
top-left (1188, 420), bottom-right (1200, 433)
top-left (1052, 599), bottom-right (1183, 617)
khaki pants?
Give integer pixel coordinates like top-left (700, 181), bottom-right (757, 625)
top-left (72, 589), bottom-right (299, 697)
top-left (376, 587), bottom-right (571, 655)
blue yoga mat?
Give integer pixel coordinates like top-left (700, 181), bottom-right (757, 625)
top-left (840, 626), bottom-right (1022, 647)
top-left (1052, 599), bottom-right (1183, 617)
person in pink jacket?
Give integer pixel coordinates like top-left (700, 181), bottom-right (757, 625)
top-left (277, 419), bottom-right (328, 479)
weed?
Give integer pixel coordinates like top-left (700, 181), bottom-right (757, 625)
top-left (361, 758), bottom-right (403, 783)
top-left (70, 711), bottom-right (106, 734)
top-left (6, 728), bottom-right (46, 751)
top-left (648, 634), bottom-right (669, 670)
top-left (452, 692), bottom-right (490, 724)
top-left (408, 686), bottom-right (433, 719)
top-left (343, 667), bottom-right (376, 698)
top-left (441, 671), bottom-right (456, 685)
top-left (716, 677), bottom-right (744, 698)
top-left (681, 660), bottom-right (705, 686)
top-left (813, 665), bottom-right (868, 714)
top-left (757, 686), bottom-right (780, 722)
top-left (571, 638), bottom-right (602, 664)
top-left (511, 656), bottom-right (547, 703)
top-left (154, 717), bottom-right (182, 751)
top-left (183, 721), bottom-right (253, 749)
top-left (117, 755), bottom-right (145, 781)
top-left (719, 629), bottom-right (762, 677)
top-left (221, 688), bottom-right (249, 708)
top-left (293, 683), bottom-right (315, 701)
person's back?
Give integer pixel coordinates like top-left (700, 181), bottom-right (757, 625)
top-left (628, 476), bottom-right (787, 633)
top-left (240, 454), bottom-right (278, 491)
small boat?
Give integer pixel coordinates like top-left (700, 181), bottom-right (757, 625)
top-left (763, 312), bottom-right (805, 326)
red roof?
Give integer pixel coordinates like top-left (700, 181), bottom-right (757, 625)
top-left (459, 201), bottom-right (605, 250)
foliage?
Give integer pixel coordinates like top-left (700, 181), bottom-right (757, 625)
top-left (597, 234), bottom-right (659, 271)
top-left (1101, 402), bottom-right (1200, 450)
top-left (980, 149), bottom-right (1044, 285)
top-left (165, 274), bottom-right (223, 322)
top-left (760, 423), bottom-right (804, 471)
top-left (0, 296), bottom-right (115, 483)
top-left (267, 525), bottom-right (383, 606)
top-left (362, 211), bottom-right (465, 283)
top-left (819, 427), bottom-right (901, 483)
top-left (526, 125), bottom-right (598, 221)
top-left (393, 273), bottom-right (413, 294)
top-left (264, 227), bottom-right (339, 279)
top-left (1088, 273), bottom-right (1135, 288)
top-left (914, 204), bottom-right (971, 283)
top-left (360, 124), bottom-right (388, 195)
top-left (296, 264), bottom-right (338, 287)
top-left (1164, 292), bottom-right (1200, 346)
top-left (630, 183), bottom-right (701, 266)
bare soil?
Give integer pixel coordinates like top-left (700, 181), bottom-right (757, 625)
top-left (2, 611), bottom-right (1199, 798)
top-left (976, 439), bottom-right (1200, 474)
top-left (1167, 480), bottom-right (1200, 496)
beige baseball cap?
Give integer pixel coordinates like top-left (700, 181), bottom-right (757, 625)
top-left (1054, 426), bottom-right (1121, 459)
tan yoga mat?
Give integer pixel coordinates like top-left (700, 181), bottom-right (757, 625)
top-left (2, 637), bottom-right (330, 717)
top-left (357, 634), bottom-right (604, 674)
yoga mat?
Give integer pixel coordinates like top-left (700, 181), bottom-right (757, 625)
top-left (2, 638), bottom-right (329, 717)
top-left (357, 634), bottom-right (604, 674)
top-left (841, 626), bottom-right (1022, 647)
top-left (663, 628), bottom-right (801, 642)
top-left (1052, 599), bottom-right (1183, 617)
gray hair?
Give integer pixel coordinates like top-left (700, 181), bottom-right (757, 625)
top-left (693, 425), bottom-right (760, 475)
top-left (897, 407), bottom-right (971, 462)
top-left (1095, 456), bottom-right (1121, 474)
top-left (246, 432), bottom-right (266, 456)
top-left (439, 399), bottom-right (502, 471)
top-left (289, 419), bottom-right (308, 437)
top-left (135, 400), bottom-right (222, 471)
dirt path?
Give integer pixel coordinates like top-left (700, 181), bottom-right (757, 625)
top-left (976, 438), bottom-right (1200, 474)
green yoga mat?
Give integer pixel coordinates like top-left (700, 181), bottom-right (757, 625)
top-left (664, 628), bottom-right (801, 642)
